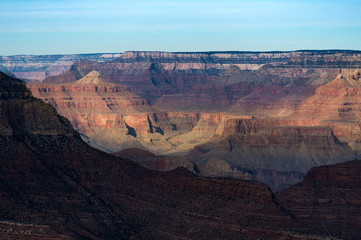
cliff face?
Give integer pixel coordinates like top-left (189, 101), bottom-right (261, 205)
top-left (0, 53), bottom-right (121, 82)
top-left (277, 160), bottom-right (361, 239)
top-left (189, 118), bottom-right (355, 191)
top-left (0, 71), bottom-right (317, 239)
top-left (28, 71), bottom-right (181, 155)
top-left (291, 70), bottom-right (361, 153)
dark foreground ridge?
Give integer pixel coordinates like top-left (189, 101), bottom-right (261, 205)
top-left (0, 71), bottom-right (318, 239)
top-left (278, 160), bottom-right (361, 240)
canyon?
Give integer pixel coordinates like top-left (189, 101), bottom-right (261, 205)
top-left (0, 71), bottom-right (323, 239)
top-left (24, 50), bottom-right (361, 191)
top-left (2, 65), bottom-right (361, 238)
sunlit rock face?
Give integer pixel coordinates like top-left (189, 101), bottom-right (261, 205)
top-left (291, 70), bottom-right (361, 154)
top-left (28, 71), bottom-right (179, 154)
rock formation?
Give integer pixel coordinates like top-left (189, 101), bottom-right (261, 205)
top-left (291, 69), bottom-right (361, 154)
top-left (42, 50), bottom-right (361, 113)
top-left (28, 71), bottom-right (179, 154)
top-left (277, 160), bottom-right (361, 239)
top-left (189, 118), bottom-right (354, 191)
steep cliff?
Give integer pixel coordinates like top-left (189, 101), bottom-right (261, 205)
top-left (189, 118), bottom-right (355, 191)
top-left (28, 71), bottom-right (180, 154)
top-left (291, 70), bottom-right (361, 153)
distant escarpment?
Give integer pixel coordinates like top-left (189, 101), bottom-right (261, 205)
top-left (1, 71), bottom-right (319, 239)
top-left (0, 53), bottom-right (121, 82)
top-left (42, 50), bottom-right (361, 113)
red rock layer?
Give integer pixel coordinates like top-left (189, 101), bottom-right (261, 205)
top-left (291, 70), bottom-right (361, 153)
top-left (41, 51), bottom-right (361, 116)
top-left (28, 71), bottom-right (178, 154)
top-left (25, 52), bottom-right (361, 190)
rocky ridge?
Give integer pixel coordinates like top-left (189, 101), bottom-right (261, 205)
top-left (277, 160), bottom-right (361, 239)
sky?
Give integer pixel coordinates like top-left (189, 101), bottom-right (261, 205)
top-left (1, 0), bottom-right (360, 55)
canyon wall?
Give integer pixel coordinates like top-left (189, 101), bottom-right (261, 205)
top-left (189, 118), bottom-right (354, 191)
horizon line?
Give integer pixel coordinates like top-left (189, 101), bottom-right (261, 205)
top-left (2, 49), bottom-right (361, 57)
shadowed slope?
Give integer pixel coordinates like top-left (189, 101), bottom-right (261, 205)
top-left (278, 160), bottom-right (361, 239)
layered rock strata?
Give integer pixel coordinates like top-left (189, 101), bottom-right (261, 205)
top-left (43, 51), bottom-right (361, 113)
top-left (28, 71), bottom-right (178, 154)
top-left (189, 118), bottom-right (355, 191)
top-left (291, 70), bottom-right (361, 154)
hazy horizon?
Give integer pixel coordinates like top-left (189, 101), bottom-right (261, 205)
top-left (1, 0), bottom-right (361, 55)
top-left (3, 49), bottom-right (361, 57)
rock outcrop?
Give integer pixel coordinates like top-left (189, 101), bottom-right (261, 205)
top-left (1, 71), bottom-right (319, 239)
top-left (291, 69), bottom-right (361, 153)
top-left (278, 160), bottom-right (361, 239)
top-left (28, 71), bottom-right (178, 154)
top-left (189, 118), bottom-right (355, 191)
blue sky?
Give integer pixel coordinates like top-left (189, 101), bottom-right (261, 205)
top-left (1, 0), bottom-right (360, 55)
